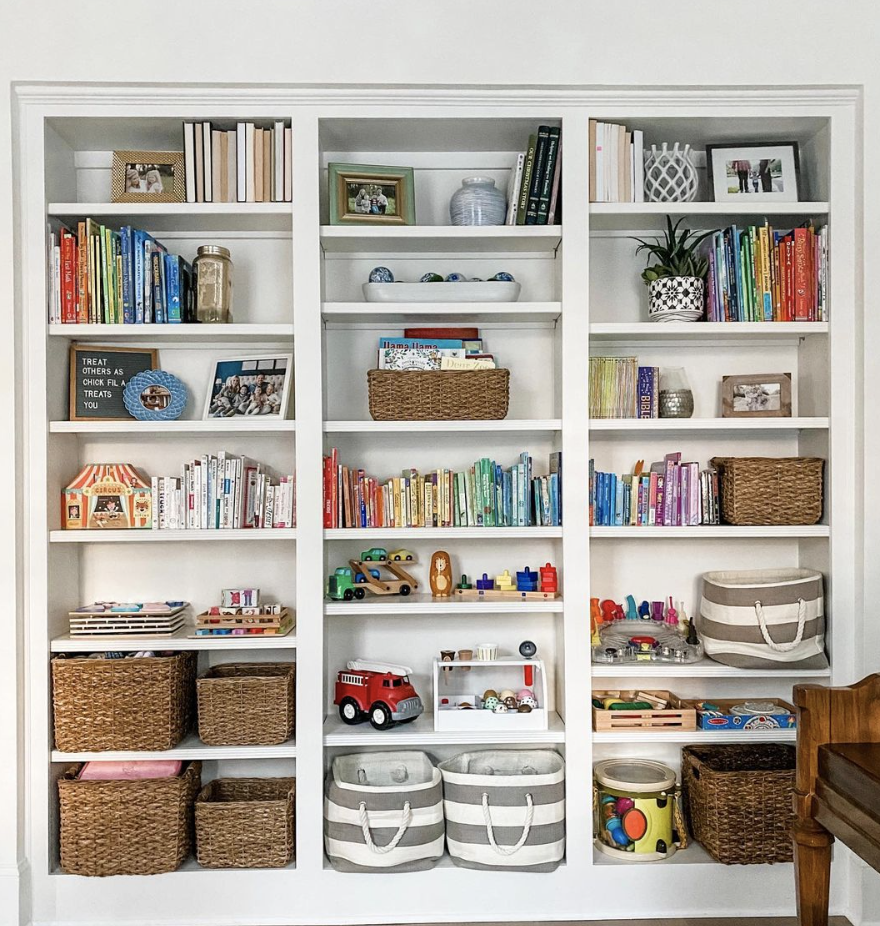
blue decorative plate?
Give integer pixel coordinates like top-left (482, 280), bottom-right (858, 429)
top-left (123, 370), bottom-right (187, 421)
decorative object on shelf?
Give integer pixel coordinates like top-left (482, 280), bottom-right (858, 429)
top-left (589, 120), bottom-right (645, 203)
top-left (328, 162), bottom-right (415, 226)
top-left (658, 367), bottom-right (694, 418)
top-left (123, 370), bottom-right (187, 421)
top-left (194, 245), bottom-right (233, 323)
top-left (69, 344), bottom-right (157, 421)
top-left (475, 643), bottom-right (498, 661)
top-left (449, 176), bottom-right (507, 226)
top-left (62, 463), bottom-right (152, 530)
top-left (111, 149), bottom-right (185, 204)
top-left (67, 601), bottom-right (189, 638)
top-left (591, 689), bottom-right (696, 732)
top-left (368, 266), bottom-right (394, 283)
top-left (367, 368), bottom-right (510, 420)
top-left (326, 551), bottom-right (419, 601)
top-left (699, 568), bottom-right (827, 669)
top-left (430, 550), bottom-right (453, 597)
top-left (334, 659), bottom-right (424, 730)
top-left (203, 354), bottom-right (292, 419)
top-left (721, 372), bottom-right (792, 418)
top-left (363, 267), bottom-right (520, 303)
top-left (692, 698), bottom-right (796, 731)
top-left (705, 141), bottom-right (800, 203)
top-left (643, 143), bottom-right (699, 203)
top-left (196, 590), bottom-right (294, 638)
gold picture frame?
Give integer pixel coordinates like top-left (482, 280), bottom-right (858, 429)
top-left (721, 372), bottom-right (792, 418)
top-left (111, 150), bottom-right (186, 203)
top-left (328, 162), bottom-right (415, 225)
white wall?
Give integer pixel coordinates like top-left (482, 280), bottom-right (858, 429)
top-left (1, 2), bottom-right (879, 923)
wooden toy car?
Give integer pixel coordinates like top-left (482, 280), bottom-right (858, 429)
top-left (387, 549), bottom-right (415, 562)
top-left (328, 567), bottom-right (367, 601)
top-left (335, 659), bottom-right (424, 730)
top-left (348, 557), bottom-right (419, 596)
top-left (360, 547), bottom-right (387, 561)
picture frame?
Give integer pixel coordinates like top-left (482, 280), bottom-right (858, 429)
top-left (328, 162), bottom-right (415, 226)
top-left (721, 372), bottom-right (792, 418)
top-left (111, 149), bottom-right (186, 203)
top-left (203, 355), bottom-right (293, 420)
top-left (705, 142), bottom-right (800, 203)
top-left (123, 370), bottom-right (188, 421)
top-left (69, 344), bottom-right (157, 421)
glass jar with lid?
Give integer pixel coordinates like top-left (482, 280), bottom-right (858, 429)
top-left (194, 245), bottom-right (233, 323)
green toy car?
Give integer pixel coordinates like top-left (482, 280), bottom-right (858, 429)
top-left (327, 567), bottom-right (367, 601)
top-left (360, 547), bottom-right (387, 562)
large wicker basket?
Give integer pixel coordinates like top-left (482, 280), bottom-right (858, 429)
top-left (195, 777), bottom-right (296, 869)
top-left (711, 456), bottom-right (824, 526)
top-left (197, 663), bottom-right (295, 746)
top-left (52, 651), bottom-right (196, 752)
top-left (682, 744), bottom-right (795, 865)
top-left (58, 762), bottom-right (201, 876)
top-left (367, 369), bottom-right (510, 420)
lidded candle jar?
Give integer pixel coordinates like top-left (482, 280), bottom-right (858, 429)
top-left (194, 245), bottom-right (233, 323)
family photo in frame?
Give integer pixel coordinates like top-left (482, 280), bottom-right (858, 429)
top-left (204, 355), bottom-right (293, 419)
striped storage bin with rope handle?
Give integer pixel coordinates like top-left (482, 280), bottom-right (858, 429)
top-left (438, 750), bottom-right (565, 871)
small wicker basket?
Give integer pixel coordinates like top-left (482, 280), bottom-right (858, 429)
top-left (195, 777), bottom-right (296, 869)
top-left (197, 663), bottom-right (295, 746)
top-left (711, 456), bottom-right (824, 526)
top-left (367, 369), bottom-right (510, 420)
top-left (58, 762), bottom-right (201, 876)
top-left (682, 743), bottom-right (795, 865)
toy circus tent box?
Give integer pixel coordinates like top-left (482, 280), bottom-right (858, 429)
top-left (62, 464), bottom-right (152, 529)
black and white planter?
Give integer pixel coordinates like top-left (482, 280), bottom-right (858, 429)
top-left (648, 276), bottom-right (704, 323)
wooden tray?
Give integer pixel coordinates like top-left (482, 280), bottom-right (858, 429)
top-left (193, 607), bottom-right (294, 637)
top-left (592, 689), bottom-right (697, 732)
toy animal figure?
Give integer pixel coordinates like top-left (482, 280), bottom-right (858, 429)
top-left (430, 550), bottom-right (453, 597)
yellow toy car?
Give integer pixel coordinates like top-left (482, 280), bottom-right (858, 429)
top-left (387, 549), bottom-right (415, 562)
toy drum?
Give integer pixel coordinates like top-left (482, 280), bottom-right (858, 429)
top-left (594, 758), bottom-right (677, 861)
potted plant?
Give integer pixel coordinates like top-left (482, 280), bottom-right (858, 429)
top-left (632, 217), bottom-right (714, 322)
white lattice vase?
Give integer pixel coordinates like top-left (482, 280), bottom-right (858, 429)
top-left (644, 143), bottom-right (699, 203)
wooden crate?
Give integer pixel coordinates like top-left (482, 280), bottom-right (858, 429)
top-left (592, 689), bottom-right (697, 732)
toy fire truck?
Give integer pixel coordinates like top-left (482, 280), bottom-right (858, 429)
top-left (334, 659), bottom-right (424, 730)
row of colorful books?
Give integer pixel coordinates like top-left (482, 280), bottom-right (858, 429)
top-left (183, 121), bottom-right (292, 204)
top-left (589, 454), bottom-right (720, 527)
top-left (505, 125), bottom-right (562, 226)
top-left (589, 120), bottom-right (645, 203)
top-left (706, 222), bottom-right (828, 323)
top-left (589, 357), bottom-right (659, 419)
top-left (48, 221), bottom-right (193, 325)
top-left (377, 331), bottom-right (495, 371)
top-left (323, 450), bottom-right (562, 528)
top-left (150, 453), bottom-right (295, 530)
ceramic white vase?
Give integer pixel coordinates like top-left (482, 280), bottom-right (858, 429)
top-left (644, 143), bottom-right (699, 203)
top-left (449, 177), bottom-right (507, 226)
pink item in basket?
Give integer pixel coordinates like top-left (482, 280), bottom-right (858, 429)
top-left (78, 760), bottom-right (183, 781)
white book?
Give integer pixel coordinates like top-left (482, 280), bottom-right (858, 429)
top-left (265, 484), bottom-right (275, 530)
top-left (634, 130), bottom-right (645, 203)
top-left (225, 131), bottom-right (237, 203)
top-left (505, 152), bottom-right (526, 226)
top-left (212, 130), bottom-right (223, 205)
top-left (595, 123), bottom-right (605, 204)
top-left (283, 127), bottom-right (292, 201)
top-left (151, 477), bottom-right (159, 530)
top-left (202, 122), bottom-right (213, 203)
top-left (608, 123), bottom-right (618, 202)
top-left (200, 456), bottom-right (208, 529)
top-left (273, 121), bottom-right (284, 202)
top-left (245, 123), bottom-right (256, 203)
top-left (183, 123), bottom-right (196, 203)
top-left (236, 123), bottom-right (247, 202)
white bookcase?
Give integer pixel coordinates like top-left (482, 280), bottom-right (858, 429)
top-left (16, 86), bottom-right (859, 925)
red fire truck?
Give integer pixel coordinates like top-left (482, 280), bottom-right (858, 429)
top-left (334, 659), bottom-right (424, 730)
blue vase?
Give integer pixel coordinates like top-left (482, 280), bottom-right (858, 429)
top-left (449, 177), bottom-right (507, 226)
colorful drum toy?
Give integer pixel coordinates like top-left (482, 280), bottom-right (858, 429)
top-left (594, 758), bottom-right (678, 861)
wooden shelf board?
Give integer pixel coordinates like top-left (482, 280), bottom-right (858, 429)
top-left (590, 417), bottom-right (828, 433)
top-left (592, 841), bottom-right (724, 866)
top-left (50, 529), bottom-right (297, 543)
top-left (590, 525), bottom-right (829, 538)
top-left (591, 660), bottom-right (831, 678)
top-left (320, 225), bottom-right (561, 254)
top-left (322, 302), bottom-right (561, 326)
top-left (593, 728), bottom-right (796, 744)
top-left (50, 630), bottom-right (297, 653)
top-left (589, 322), bottom-right (828, 342)
top-left (323, 419), bottom-right (561, 433)
top-left (51, 733), bottom-right (297, 762)
top-left (325, 527), bottom-right (562, 539)
top-left (47, 202), bottom-right (292, 232)
top-left (325, 593), bottom-right (563, 615)
top-left (589, 201), bottom-right (830, 231)
top-left (50, 419), bottom-right (296, 434)
top-left (48, 323), bottom-right (294, 342)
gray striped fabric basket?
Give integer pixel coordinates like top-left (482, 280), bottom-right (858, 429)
top-left (324, 751), bottom-right (444, 872)
top-left (699, 568), bottom-right (828, 670)
top-left (438, 750), bottom-right (565, 871)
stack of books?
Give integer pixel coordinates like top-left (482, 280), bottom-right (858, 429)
top-left (505, 125), bottom-right (562, 226)
top-left (183, 121), bottom-right (292, 203)
top-left (323, 450), bottom-right (562, 528)
top-left (151, 453), bottom-right (295, 530)
top-left (589, 454), bottom-right (720, 527)
top-left (589, 357), bottom-right (659, 419)
top-left (47, 221), bottom-right (193, 325)
top-left (706, 222), bottom-right (828, 322)
top-left (589, 120), bottom-right (645, 203)
top-left (377, 328), bottom-right (495, 371)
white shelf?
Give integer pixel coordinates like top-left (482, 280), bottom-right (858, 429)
top-left (590, 525), bottom-right (829, 538)
top-left (50, 419), bottom-right (296, 434)
top-left (325, 527), bottom-right (562, 539)
top-left (50, 528), bottom-right (297, 543)
top-left (51, 733), bottom-right (297, 762)
top-left (50, 630), bottom-right (297, 652)
top-left (47, 201), bottom-right (292, 232)
top-left (592, 841), bottom-right (722, 866)
top-left (589, 322), bottom-right (828, 342)
top-left (590, 417), bottom-right (828, 434)
top-left (589, 200), bottom-right (830, 231)
top-left (323, 419), bottom-right (561, 433)
top-left (325, 593), bottom-right (563, 615)
top-left (592, 728), bottom-right (797, 744)
top-left (48, 323), bottom-right (295, 342)
top-left (323, 710), bottom-right (565, 746)
top-left (591, 659), bottom-right (831, 678)
top-left (322, 302), bottom-right (561, 326)
top-left (320, 225), bottom-right (561, 253)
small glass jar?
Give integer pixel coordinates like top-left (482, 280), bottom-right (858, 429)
top-left (658, 367), bottom-right (694, 419)
top-left (194, 245), bottom-right (233, 323)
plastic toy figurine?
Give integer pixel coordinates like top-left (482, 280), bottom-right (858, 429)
top-left (539, 563), bottom-right (558, 594)
top-left (335, 659), bottom-right (423, 730)
top-left (625, 595), bottom-right (639, 620)
top-left (686, 615), bottom-right (700, 646)
top-left (429, 550), bottom-right (453, 597)
top-left (516, 567), bottom-right (538, 592)
top-left (665, 597), bottom-right (678, 626)
top-left (638, 600), bottom-right (651, 619)
top-left (601, 599), bottom-right (624, 623)
top-left (651, 601), bottom-right (665, 622)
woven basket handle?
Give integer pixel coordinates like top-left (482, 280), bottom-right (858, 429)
top-left (482, 792), bottom-right (534, 857)
top-left (358, 800), bottom-right (412, 854)
top-left (754, 597), bottom-right (807, 653)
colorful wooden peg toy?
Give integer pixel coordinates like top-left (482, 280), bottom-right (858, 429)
top-left (454, 562), bottom-right (560, 602)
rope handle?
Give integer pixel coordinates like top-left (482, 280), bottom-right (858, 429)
top-left (482, 792), bottom-right (534, 857)
top-left (358, 800), bottom-right (412, 854)
top-left (754, 597), bottom-right (807, 653)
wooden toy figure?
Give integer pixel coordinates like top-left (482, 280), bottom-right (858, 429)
top-left (495, 570), bottom-right (515, 591)
top-left (430, 550), bottom-right (453, 597)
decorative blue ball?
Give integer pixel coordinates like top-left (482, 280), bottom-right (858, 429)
top-left (470, 277), bottom-right (484, 282)
top-left (445, 273), bottom-right (468, 282)
top-left (420, 273), bottom-right (444, 283)
top-left (491, 272), bottom-right (516, 282)
top-left (368, 266), bottom-right (394, 284)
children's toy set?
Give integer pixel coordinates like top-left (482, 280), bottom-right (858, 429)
top-left (195, 588), bottom-right (294, 637)
top-left (691, 698), bottom-right (796, 731)
top-left (591, 593), bottom-right (702, 664)
top-left (67, 601), bottom-right (189, 637)
top-left (327, 548), bottom-right (419, 600)
top-left (334, 659), bottom-right (424, 730)
top-left (62, 463), bottom-right (152, 530)
top-left (454, 563), bottom-right (559, 601)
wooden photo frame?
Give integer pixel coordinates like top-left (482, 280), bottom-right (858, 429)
top-left (721, 372), bottom-right (792, 418)
top-left (705, 142), bottom-right (800, 203)
top-left (111, 149), bottom-right (186, 203)
top-left (328, 162), bottom-right (415, 225)
top-left (204, 354), bottom-right (293, 420)
top-left (69, 344), bottom-right (158, 421)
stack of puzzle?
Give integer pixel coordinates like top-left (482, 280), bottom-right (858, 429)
top-left (194, 588), bottom-right (295, 637)
top-left (67, 602), bottom-right (189, 637)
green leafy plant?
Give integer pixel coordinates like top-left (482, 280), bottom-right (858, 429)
top-left (631, 216), bottom-right (715, 286)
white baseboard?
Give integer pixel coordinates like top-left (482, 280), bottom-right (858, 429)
top-left (0, 860), bottom-right (28, 926)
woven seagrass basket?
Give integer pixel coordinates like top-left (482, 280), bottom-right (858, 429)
top-left (197, 663), bottom-right (295, 746)
top-left (52, 651), bottom-right (196, 752)
top-left (195, 777), bottom-right (296, 869)
top-left (367, 369), bottom-right (510, 420)
top-left (682, 744), bottom-right (795, 865)
top-left (59, 762), bottom-right (201, 876)
top-left (711, 456), bottom-right (824, 526)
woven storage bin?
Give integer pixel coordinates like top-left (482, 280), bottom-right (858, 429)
top-left (367, 369), bottom-right (510, 420)
top-left (711, 456), bottom-right (824, 526)
top-left (195, 777), bottom-right (295, 869)
top-left (682, 743), bottom-right (795, 864)
top-left (52, 651), bottom-right (196, 752)
top-left (58, 761), bottom-right (201, 876)
top-left (197, 663), bottom-right (295, 746)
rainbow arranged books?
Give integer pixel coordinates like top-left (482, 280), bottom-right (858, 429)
top-left (589, 357), bottom-right (659, 419)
